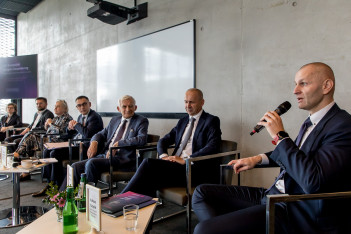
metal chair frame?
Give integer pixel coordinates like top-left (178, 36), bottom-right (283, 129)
top-left (106, 142), bottom-right (159, 196)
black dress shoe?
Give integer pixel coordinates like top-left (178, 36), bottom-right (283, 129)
top-left (32, 184), bottom-right (50, 197)
top-left (19, 173), bottom-right (31, 181)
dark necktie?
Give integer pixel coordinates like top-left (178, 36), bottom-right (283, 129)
top-left (266, 117), bottom-right (313, 194)
top-left (113, 120), bottom-right (127, 144)
top-left (175, 117), bottom-right (196, 156)
top-left (295, 117), bottom-right (313, 147)
top-left (81, 116), bottom-right (86, 127)
top-left (108, 120), bottom-right (127, 157)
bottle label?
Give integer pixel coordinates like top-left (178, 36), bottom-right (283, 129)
top-left (76, 182), bottom-right (84, 199)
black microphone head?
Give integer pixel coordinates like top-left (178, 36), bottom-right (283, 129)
top-left (275, 101), bottom-right (291, 115)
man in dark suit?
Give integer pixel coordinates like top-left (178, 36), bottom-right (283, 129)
top-left (33, 96), bottom-right (104, 196)
top-left (5, 97), bottom-right (54, 145)
top-left (60, 95), bottom-right (149, 190)
top-left (121, 88), bottom-right (222, 197)
top-left (192, 63), bottom-right (351, 234)
top-left (0, 103), bottom-right (22, 142)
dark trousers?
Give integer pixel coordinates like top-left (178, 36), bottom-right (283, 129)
top-left (59, 154), bottom-right (133, 191)
top-left (121, 158), bottom-right (201, 197)
top-left (42, 147), bottom-right (79, 185)
top-left (192, 184), bottom-right (289, 234)
top-left (0, 132), bottom-right (6, 142)
top-left (4, 135), bottom-right (23, 147)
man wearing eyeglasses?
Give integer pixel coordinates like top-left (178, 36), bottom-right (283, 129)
top-left (33, 96), bottom-right (103, 197)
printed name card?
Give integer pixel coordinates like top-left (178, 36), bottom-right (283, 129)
top-left (86, 184), bottom-right (102, 231)
top-left (1, 146), bottom-right (7, 167)
top-left (67, 165), bottom-right (74, 187)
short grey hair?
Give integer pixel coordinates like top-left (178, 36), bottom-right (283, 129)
top-left (118, 95), bottom-right (136, 106)
top-left (56, 99), bottom-right (69, 113)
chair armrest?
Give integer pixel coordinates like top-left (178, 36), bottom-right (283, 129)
top-left (220, 164), bottom-right (234, 185)
top-left (266, 192), bottom-right (351, 234)
top-left (9, 127), bottom-right (28, 137)
top-left (68, 138), bottom-right (91, 163)
top-left (185, 150), bottom-right (240, 195)
top-left (187, 150), bottom-right (240, 163)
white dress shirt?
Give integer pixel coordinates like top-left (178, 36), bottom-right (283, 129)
top-left (31, 109), bottom-right (46, 130)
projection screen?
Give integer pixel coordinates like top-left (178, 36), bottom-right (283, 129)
top-left (96, 20), bottom-right (195, 118)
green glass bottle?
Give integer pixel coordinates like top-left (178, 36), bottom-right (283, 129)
top-left (77, 173), bottom-right (87, 212)
top-left (63, 187), bottom-right (78, 234)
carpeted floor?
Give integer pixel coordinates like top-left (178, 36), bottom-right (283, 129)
top-left (0, 173), bottom-right (198, 234)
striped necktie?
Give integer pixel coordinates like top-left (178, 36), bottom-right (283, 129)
top-left (175, 117), bottom-right (196, 156)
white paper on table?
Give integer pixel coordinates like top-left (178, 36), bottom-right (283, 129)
top-left (44, 142), bottom-right (69, 150)
top-left (39, 158), bottom-right (58, 163)
top-left (86, 184), bottom-right (102, 231)
top-left (67, 165), bottom-right (74, 187)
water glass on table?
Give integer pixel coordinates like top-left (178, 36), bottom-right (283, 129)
top-left (123, 204), bottom-right (139, 231)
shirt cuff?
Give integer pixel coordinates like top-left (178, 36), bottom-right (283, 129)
top-left (259, 154), bottom-right (269, 165)
top-left (159, 153), bottom-right (168, 159)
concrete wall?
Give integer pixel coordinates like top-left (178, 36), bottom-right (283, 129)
top-left (17, 0), bottom-right (351, 188)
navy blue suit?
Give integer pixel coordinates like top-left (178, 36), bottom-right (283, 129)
top-left (122, 111), bottom-right (222, 197)
top-left (66, 109), bottom-right (104, 139)
top-left (43, 109), bottom-right (103, 185)
top-left (60, 113), bottom-right (148, 190)
top-left (192, 104), bottom-right (351, 234)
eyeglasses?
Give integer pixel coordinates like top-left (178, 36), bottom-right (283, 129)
top-left (76, 102), bottom-right (88, 108)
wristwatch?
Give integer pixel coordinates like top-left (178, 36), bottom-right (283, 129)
top-left (272, 131), bottom-right (289, 145)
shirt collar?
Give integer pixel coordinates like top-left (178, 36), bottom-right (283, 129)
top-left (83, 109), bottom-right (91, 119)
top-left (309, 101), bottom-right (335, 126)
top-left (121, 116), bottom-right (131, 122)
top-left (189, 109), bottom-right (203, 120)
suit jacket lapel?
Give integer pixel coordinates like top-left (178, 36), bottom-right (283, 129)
top-left (300, 104), bottom-right (340, 154)
top-left (124, 115), bottom-right (136, 139)
top-left (108, 116), bottom-right (121, 144)
top-left (77, 114), bottom-right (82, 124)
top-left (193, 111), bottom-right (206, 141)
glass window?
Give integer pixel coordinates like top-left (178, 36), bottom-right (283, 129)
top-left (0, 17), bottom-right (16, 116)
top-left (0, 17), bottom-right (16, 57)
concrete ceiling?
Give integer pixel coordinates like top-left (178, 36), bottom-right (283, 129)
top-left (0, 0), bottom-right (42, 19)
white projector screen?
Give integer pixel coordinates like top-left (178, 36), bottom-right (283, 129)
top-left (96, 20), bottom-right (195, 118)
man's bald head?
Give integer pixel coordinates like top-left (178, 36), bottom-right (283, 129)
top-left (299, 62), bottom-right (335, 96)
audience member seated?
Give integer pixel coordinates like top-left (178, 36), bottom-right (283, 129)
top-left (192, 62), bottom-right (351, 234)
top-left (60, 95), bottom-right (149, 191)
top-left (121, 88), bottom-right (222, 197)
top-left (5, 97), bottom-right (54, 147)
top-left (32, 95), bottom-right (103, 197)
top-left (0, 103), bottom-right (22, 142)
top-left (14, 99), bottom-right (73, 181)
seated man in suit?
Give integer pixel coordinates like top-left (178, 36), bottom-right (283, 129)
top-left (0, 103), bottom-right (22, 142)
top-left (32, 96), bottom-right (104, 196)
top-left (5, 97), bottom-right (54, 146)
top-left (192, 62), bottom-right (351, 234)
top-left (122, 88), bottom-right (222, 197)
top-left (60, 95), bottom-right (149, 191)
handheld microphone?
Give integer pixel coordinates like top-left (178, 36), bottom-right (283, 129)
top-left (250, 101), bottom-right (291, 136)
